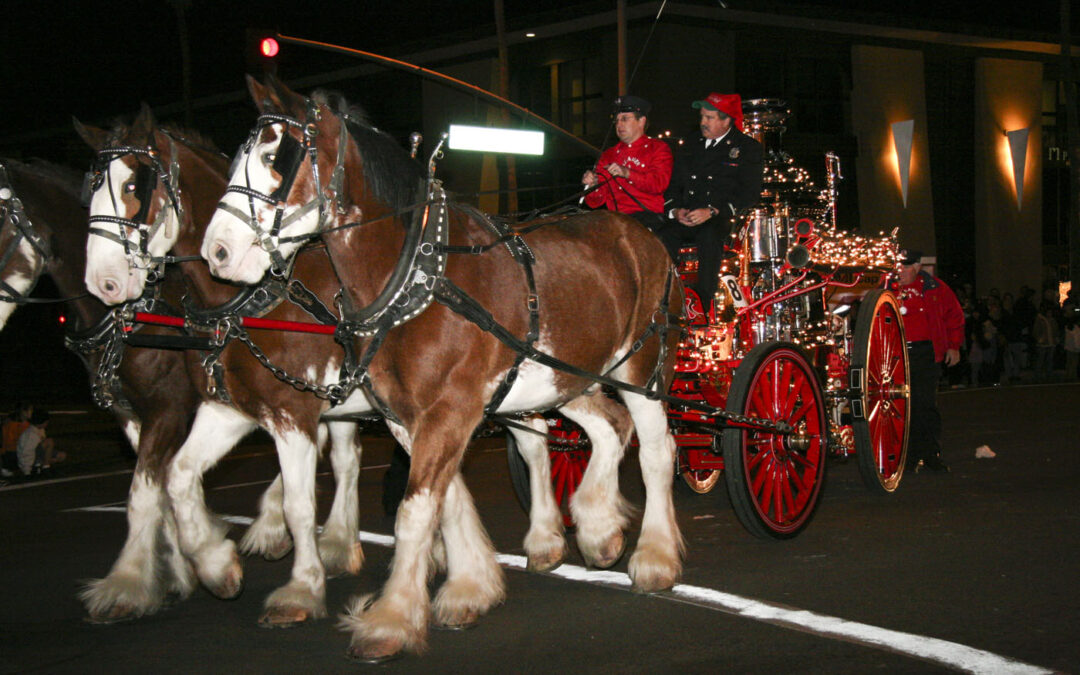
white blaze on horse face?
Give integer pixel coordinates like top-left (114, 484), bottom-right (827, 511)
top-left (0, 236), bottom-right (38, 328)
top-left (203, 124), bottom-right (319, 285)
top-left (84, 159), bottom-right (178, 305)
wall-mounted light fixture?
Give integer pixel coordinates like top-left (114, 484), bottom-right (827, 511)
top-left (891, 119), bottom-right (914, 208)
top-left (1005, 127), bottom-right (1029, 210)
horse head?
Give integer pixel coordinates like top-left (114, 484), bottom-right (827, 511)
top-left (202, 76), bottom-right (333, 283)
top-left (203, 76), bottom-right (423, 287)
top-left (76, 105), bottom-right (223, 305)
top-left (0, 161), bottom-right (54, 327)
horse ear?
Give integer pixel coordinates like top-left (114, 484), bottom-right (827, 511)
top-left (132, 103), bottom-right (155, 138)
top-left (72, 117), bottom-right (108, 150)
top-left (246, 74), bottom-right (270, 111)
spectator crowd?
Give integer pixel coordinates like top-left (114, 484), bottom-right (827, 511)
top-left (945, 281), bottom-right (1080, 388)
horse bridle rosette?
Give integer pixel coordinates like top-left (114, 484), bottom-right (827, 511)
top-left (86, 137), bottom-right (184, 280)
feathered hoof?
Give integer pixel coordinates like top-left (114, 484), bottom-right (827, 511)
top-left (345, 636), bottom-right (406, 664)
top-left (432, 609), bottom-right (479, 631)
top-left (261, 539), bottom-right (294, 562)
top-left (203, 554), bottom-right (244, 600)
top-left (526, 543), bottom-right (567, 573)
top-left (628, 548), bottom-right (680, 593)
top-left (258, 605), bottom-right (314, 628)
top-left (582, 530), bottom-right (626, 570)
top-left (321, 539), bottom-right (364, 579)
top-left (84, 603), bottom-right (141, 625)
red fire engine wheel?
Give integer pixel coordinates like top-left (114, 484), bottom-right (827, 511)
top-left (722, 342), bottom-right (827, 539)
top-left (505, 418), bottom-right (590, 529)
top-left (851, 289), bottom-right (910, 494)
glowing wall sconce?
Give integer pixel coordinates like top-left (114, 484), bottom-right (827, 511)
top-left (1005, 127), bottom-right (1029, 210)
top-left (891, 119), bottom-right (914, 208)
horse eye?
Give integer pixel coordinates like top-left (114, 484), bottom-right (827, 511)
top-left (123, 181), bottom-right (137, 194)
top-left (262, 152), bottom-right (276, 166)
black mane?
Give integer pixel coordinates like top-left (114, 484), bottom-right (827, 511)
top-left (311, 90), bottom-right (425, 211)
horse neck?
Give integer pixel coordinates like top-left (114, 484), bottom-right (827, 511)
top-left (324, 131), bottom-right (427, 310)
top-left (165, 141), bottom-right (239, 308)
top-left (325, 198), bottom-right (412, 312)
top-left (10, 164), bottom-right (109, 331)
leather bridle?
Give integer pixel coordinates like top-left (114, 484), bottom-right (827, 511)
top-left (0, 162), bottom-right (52, 303)
top-left (214, 98), bottom-right (348, 275)
top-left (85, 132), bottom-right (185, 282)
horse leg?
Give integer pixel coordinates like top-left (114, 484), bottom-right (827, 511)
top-left (431, 472), bottom-right (507, 629)
top-left (238, 474), bottom-right (293, 561)
top-left (167, 402), bottom-right (255, 600)
top-left (619, 391), bottom-right (684, 592)
top-left (562, 394), bottom-right (634, 569)
top-left (385, 421), bottom-right (446, 575)
top-left (317, 420), bottom-right (364, 577)
top-left (82, 417), bottom-right (196, 623)
top-left (342, 407), bottom-right (483, 662)
top-left (508, 416), bottom-right (566, 572)
top-left (258, 426), bottom-right (327, 626)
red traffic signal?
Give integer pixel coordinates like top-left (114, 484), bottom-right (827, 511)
top-left (259, 37), bottom-right (279, 58)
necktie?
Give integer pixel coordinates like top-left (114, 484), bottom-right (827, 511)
top-left (707, 139), bottom-right (715, 149)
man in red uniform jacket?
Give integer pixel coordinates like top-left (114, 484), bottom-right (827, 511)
top-left (888, 249), bottom-right (965, 472)
top-left (582, 95), bottom-right (672, 231)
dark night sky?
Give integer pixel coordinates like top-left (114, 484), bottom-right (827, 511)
top-left (3, 0), bottom-right (1074, 153)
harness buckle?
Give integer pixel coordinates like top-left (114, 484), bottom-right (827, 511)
top-left (527, 294), bottom-right (540, 313)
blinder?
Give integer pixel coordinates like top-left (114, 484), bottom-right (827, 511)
top-left (131, 163), bottom-right (158, 223)
top-left (270, 131), bottom-right (304, 202)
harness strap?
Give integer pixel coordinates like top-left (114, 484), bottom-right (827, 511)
top-left (433, 276), bottom-right (666, 403)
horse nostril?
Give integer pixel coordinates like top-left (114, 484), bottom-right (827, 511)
top-left (102, 279), bottom-right (118, 294)
top-left (213, 244), bottom-right (229, 263)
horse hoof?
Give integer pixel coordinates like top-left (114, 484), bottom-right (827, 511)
top-left (207, 574), bottom-right (243, 601)
top-left (526, 547), bottom-right (567, 573)
top-left (85, 605), bottom-right (138, 625)
top-left (433, 616), bottom-right (479, 632)
top-left (345, 639), bottom-right (405, 664)
top-left (262, 540), bottom-right (293, 562)
top-left (258, 606), bottom-right (310, 628)
top-left (323, 542), bottom-right (364, 579)
top-left (587, 532), bottom-right (626, 569)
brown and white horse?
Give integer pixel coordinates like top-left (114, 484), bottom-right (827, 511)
top-left (0, 156), bottom-right (210, 621)
top-left (202, 77), bottom-right (684, 661)
top-left (80, 105), bottom-right (625, 628)
top-left (0, 156), bottom-right (337, 622)
top-left (78, 109), bottom-right (369, 626)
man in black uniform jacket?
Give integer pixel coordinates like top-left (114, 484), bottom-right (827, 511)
top-left (660, 92), bottom-right (763, 306)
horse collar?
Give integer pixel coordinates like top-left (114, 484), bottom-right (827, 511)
top-left (338, 181), bottom-right (449, 335)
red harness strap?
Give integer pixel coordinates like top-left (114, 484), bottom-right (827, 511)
top-left (132, 311), bottom-right (337, 335)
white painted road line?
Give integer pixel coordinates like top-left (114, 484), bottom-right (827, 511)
top-left (3, 460), bottom-right (392, 493)
top-left (71, 506), bottom-right (1052, 675)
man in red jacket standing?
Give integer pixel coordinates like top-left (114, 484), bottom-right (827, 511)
top-left (582, 95), bottom-right (672, 231)
top-left (889, 249), bottom-right (965, 472)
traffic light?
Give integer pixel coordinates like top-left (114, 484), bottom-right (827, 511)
top-left (245, 28), bottom-right (280, 76)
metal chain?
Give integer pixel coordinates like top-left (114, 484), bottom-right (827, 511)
top-left (230, 323), bottom-right (355, 403)
top-left (89, 310), bottom-right (129, 410)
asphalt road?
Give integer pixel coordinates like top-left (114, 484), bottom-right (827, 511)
top-left (1, 383), bottom-right (1077, 674)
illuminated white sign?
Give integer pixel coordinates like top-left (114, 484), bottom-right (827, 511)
top-left (448, 125), bottom-right (545, 155)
